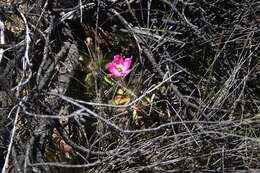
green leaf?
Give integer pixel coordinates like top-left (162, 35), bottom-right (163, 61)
top-left (104, 76), bottom-right (115, 86)
top-left (112, 97), bottom-right (130, 105)
top-left (132, 110), bottom-right (139, 125)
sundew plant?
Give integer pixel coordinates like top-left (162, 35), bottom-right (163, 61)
top-left (0, 0), bottom-right (259, 172)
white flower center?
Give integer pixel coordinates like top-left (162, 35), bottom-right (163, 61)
top-left (116, 66), bottom-right (124, 72)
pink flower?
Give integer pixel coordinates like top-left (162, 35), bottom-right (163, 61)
top-left (107, 55), bottom-right (132, 77)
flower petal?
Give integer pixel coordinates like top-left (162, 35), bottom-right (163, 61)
top-left (107, 63), bottom-right (116, 73)
top-left (114, 55), bottom-right (124, 64)
top-left (121, 69), bottom-right (131, 77)
top-left (112, 70), bottom-right (125, 77)
top-left (108, 64), bottom-right (123, 77)
top-left (123, 58), bottom-right (132, 69)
